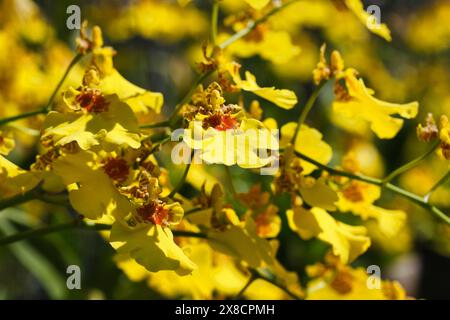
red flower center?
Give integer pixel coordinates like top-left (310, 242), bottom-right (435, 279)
top-left (203, 114), bottom-right (238, 131)
top-left (137, 201), bottom-right (169, 226)
top-left (103, 157), bottom-right (129, 182)
top-left (75, 89), bottom-right (109, 113)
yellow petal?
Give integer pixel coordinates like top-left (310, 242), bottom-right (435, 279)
top-left (0, 156), bottom-right (40, 199)
top-left (110, 222), bottom-right (196, 276)
top-left (228, 65), bottom-right (298, 109)
top-left (147, 243), bottom-right (215, 299)
top-left (364, 206), bottom-right (406, 238)
top-left (52, 151), bottom-right (133, 220)
top-left (243, 0), bottom-right (270, 10)
top-left (0, 130), bottom-right (15, 155)
top-left (98, 70), bottom-right (163, 114)
top-left (114, 254), bottom-right (149, 282)
top-left (208, 218), bottom-right (274, 268)
top-left (287, 207), bottom-right (371, 263)
top-left (336, 182), bottom-right (406, 238)
top-left (43, 94), bottom-right (141, 150)
top-left (281, 123), bottom-right (333, 174)
top-left (344, 0), bottom-right (392, 41)
top-left (43, 113), bottom-right (98, 150)
top-left (333, 71), bottom-right (419, 139)
top-left (299, 177), bottom-right (338, 211)
top-left (183, 119), bottom-right (277, 169)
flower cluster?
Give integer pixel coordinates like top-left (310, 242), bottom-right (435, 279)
top-left (1, 0), bottom-right (449, 300)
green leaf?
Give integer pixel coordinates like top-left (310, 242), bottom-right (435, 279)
top-left (0, 218), bottom-right (67, 299)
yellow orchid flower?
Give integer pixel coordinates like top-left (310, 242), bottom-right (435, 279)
top-left (96, 70), bottom-right (164, 115)
top-left (182, 118), bottom-right (277, 169)
top-left (110, 221), bottom-right (212, 297)
top-left (181, 82), bottom-right (278, 169)
top-left (110, 220), bottom-right (196, 276)
top-left (333, 69), bottom-right (419, 139)
top-left (337, 180), bottom-right (406, 238)
top-left (51, 150), bottom-right (134, 220)
top-left (78, 164), bottom-right (196, 276)
top-left (77, 24), bottom-right (164, 114)
top-left (287, 206), bottom-right (371, 264)
top-left (43, 92), bottom-right (141, 151)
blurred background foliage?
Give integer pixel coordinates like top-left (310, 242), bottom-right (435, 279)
top-left (0, 0), bottom-right (449, 299)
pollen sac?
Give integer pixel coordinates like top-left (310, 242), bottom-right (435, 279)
top-left (202, 112), bottom-right (238, 131)
top-left (137, 201), bottom-right (169, 226)
top-left (185, 82), bottom-right (242, 131)
top-left (75, 87), bottom-right (110, 113)
top-left (330, 269), bottom-right (354, 294)
top-left (103, 157), bottom-right (130, 183)
top-left (417, 113), bottom-right (438, 142)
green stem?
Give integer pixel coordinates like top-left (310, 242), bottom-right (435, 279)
top-left (168, 70), bottom-right (214, 125)
top-left (424, 170), bottom-right (450, 203)
top-left (172, 230), bottom-right (207, 239)
top-left (149, 136), bottom-right (171, 154)
top-left (0, 109), bottom-right (47, 127)
top-left (44, 53), bottom-right (83, 112)
top-left (168, 150), bottom-right (193, 198)
top-left (140, 120), bottom-right (171, 129)
top-left (0, 221), bottom-right (104, 246)
top-left (294, 150), bottom-right (450, 226)
top-left (0, 188), bottom-right (70, 213)
top-left (211, 0), bottom-right (219, 46)
top-left (0, 188), bottom-right (40, 212)
top-left (291, 81), bottom-right (327, 144)
top-left (383, 140), bottom-right (440, 184)
top-left (0, 53), bottom-right (82, 127)
top-left (224, 166), bottom-right (249, 213)
top-left (0, 221), bottom-right (207, 246)
top-left (184, 207), bottom-right (204, 216)
top-left (224, 166), bottom-right (238, 198)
